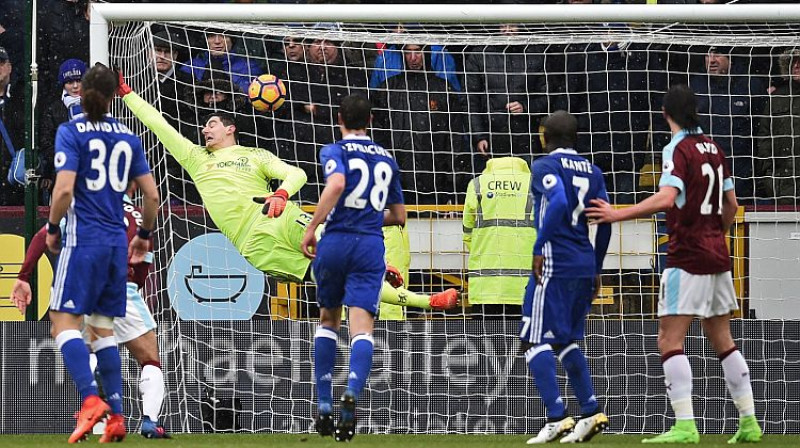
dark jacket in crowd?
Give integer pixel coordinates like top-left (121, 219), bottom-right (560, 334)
top-left (182, 50), bottom-right (262, 94)
top-left (757, 78), bottom-right (800, 204)
top-left (372, 67), bottom-right (466, 204)
top-left (465, 44), bottom-right (547, 156)
top-left (38, 99), bottom-right (70, 183)
top-left (690, 66), bottom-right (767, 201)
top-left (0, 78), bottom-right (26, 205)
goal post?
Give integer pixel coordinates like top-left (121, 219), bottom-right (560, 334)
top-left (90, 3), bottom-right (800, 65)
top-left (74, 2), bottom-right (800, 436)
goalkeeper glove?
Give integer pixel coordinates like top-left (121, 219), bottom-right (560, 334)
top-left (115, 69), bottom-right (132, 97)
top-left (385, 265), bottom-right (404, 288)
top-left (253, 189), bottom-right (289, 218)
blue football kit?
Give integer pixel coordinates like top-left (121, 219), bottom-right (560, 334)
top-left (520, 148), bottom-right (612, 346)
top-left (312, 135), bottom-right (403, 315)
top-left (49, 115), bottom-right (151, 317)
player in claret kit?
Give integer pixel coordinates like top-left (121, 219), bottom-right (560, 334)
top-left (586, 85), bottom-right (762, 444)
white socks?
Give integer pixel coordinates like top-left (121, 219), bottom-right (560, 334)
top-left (663, 352), bottom-right (694, 420)
top-left (721, 349), bottom-right (755, 418)
top-left (139, 364), bottom-right (165, 421)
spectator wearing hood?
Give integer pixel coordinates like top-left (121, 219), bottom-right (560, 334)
top-left (182, 30), bottom-right (263, 94)
top-left (39, 58), bottom-right (87, 195)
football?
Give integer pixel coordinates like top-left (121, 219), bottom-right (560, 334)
top-left (248, 74), bottom-right (287, 112)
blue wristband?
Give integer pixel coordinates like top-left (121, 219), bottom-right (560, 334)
top-left (137, 227), bottom-right (152, 239)
top-left (47, 222), bottom-right (60, 235)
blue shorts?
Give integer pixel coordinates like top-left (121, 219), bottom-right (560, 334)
top-left (49, 245), bottom-right (128, 317)
top-left (312, 233), bottom-right (385, 315)
top-left (520, 275), bottom-right (594, 346)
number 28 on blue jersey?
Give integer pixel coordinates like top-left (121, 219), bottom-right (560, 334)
top-left (319, 136), bottom-right (403, 237)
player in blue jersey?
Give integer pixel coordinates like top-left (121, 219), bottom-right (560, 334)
top-left (300, 94), bottom-right (405, 442)
top-left (521, 111), bottom-right (612, 444)
top-left (46, 64), bottom-right (159, 443)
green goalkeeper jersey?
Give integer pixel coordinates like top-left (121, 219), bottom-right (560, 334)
top-left (123, 92), bottom-right (307, 253)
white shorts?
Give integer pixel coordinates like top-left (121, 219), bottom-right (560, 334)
top-left (114, 282), bottom-right (157, 343)
top-left (658, 268), bottom-right (739, 318)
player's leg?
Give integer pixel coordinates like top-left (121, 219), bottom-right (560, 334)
top-left (314, 306), bottom-right (342, 437)
top-left (90, 246), bottom-right (131, 443)
top-left (520, 276), bottom-right (575, 444)
top-left (116, 282), bottom-right (170, 438)
top-left (124, 332), bottom-right (170, 439)
top-left (559, 278), bottom-right (609, 443)
top-left (312, 233), bottom-right (347, 437)
top-left (49, 246), bottom-right (111, 443)
top-left (333, 235), bottom-right (384, 442)
top-left (643, 268), bottom-right (704, 444)
top-left (701, 271), bottom-right (761, 444)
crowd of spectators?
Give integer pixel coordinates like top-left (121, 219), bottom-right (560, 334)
top-left (0, 0), bottom-right (798, 209)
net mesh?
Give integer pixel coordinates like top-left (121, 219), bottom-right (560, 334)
top-left (106, 18), bottom-right (800, 434)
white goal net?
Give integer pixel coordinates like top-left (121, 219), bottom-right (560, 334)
top-left (99, 5), bottom-right (800, 435)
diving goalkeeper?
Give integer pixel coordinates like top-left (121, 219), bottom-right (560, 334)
top-left (117, 74), bottom-right (457, 311)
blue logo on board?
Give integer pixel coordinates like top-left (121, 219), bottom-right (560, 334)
top-left (168, 233), bottom-right (264, 320)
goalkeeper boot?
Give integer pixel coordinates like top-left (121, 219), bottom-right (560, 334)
top-left (385, 265), bottom-right (405, 288)
top-left (99, 413), bottom-right (126, 443)
top-left (560, 412), bottom-right (608, 443)
top-left (315, 402), bottom-right (334, 437)
top-left (141, 416), bottom-right (171, 439)
top-left (429, 288), bottom-right (460, 311)
top-left (334, 389), bottom-right (357, 442)
top-left (69, 395), bottom-right (111, 443)
top-left (642, 420), bottom-right (699, 444)
top-left (527, 416), bottom-right (576, 444)
top-left (728, 415), bottom-right (762, 444)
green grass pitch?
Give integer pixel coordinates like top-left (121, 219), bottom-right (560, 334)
top-left (2, 434), bottom-right (798, 447)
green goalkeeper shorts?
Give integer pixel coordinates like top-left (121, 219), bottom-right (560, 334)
top-left (241, 202), bottom-right (314, 283)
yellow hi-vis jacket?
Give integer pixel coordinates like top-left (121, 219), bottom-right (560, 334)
top-left (463, 157), bottom-right (536, 305)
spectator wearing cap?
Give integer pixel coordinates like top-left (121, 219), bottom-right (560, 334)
top-left (756, 48), bottom-right (800, 205)
top-left (39, 58), bottom-right (87, 194)
top-left (0, 46), bottom-right (25, 205)
top-left (36, 0), bottom-right (90, 115)
top-left (690, 46), bottom-right (767, 204)
top-left (152, 29), bottom-right (194, 123)
top-left (372, 43), bottom-right (466, 205)
top-left (181, 31), bottom-right (263, 94)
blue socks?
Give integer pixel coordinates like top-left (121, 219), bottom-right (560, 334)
top-left (56, 330), bottom-right (98, 401)
top-left (559, 343), bottom-right (599, 416)
top-left (314, 327), bottom-right (338, 412)
top-left (92, 336), bottom-right (123, 415)
top-left (526, 344), bottom-right (566, 419)
top-left (314, 326), bottom-right (376, 413)
top-left (347, 334), bottom-right (374, 398)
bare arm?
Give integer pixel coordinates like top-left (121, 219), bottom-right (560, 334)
top-left (301, 173), bottom-right (345, 258)
top-left (129, 173), bottom-right (160, 264)
top-left (46, 171), bottom-right (76, 253)
top-left (383, 203), bottom-right (406, 227)
top-left (722, 189), bottom-right (738, 232)
top-left (586, 186), bottom-right (679, 224)
top-left (135, 173), bottom-right (159, 231)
